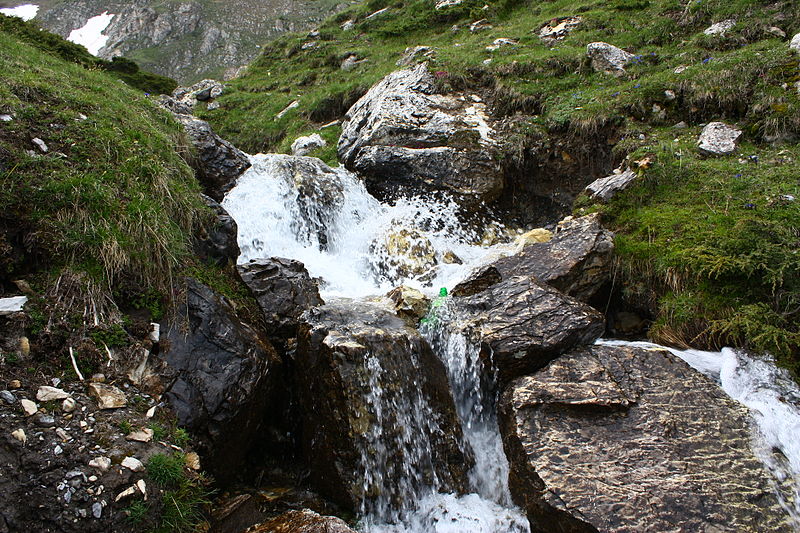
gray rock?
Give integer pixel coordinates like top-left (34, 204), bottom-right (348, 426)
top-left (704, 19), bottom-right (736, 35)
top-left (435, 0), bottom-right (464, 8)
top-left (173, 79), bottom-right (225, 108)
top-left (340, 54), bottom-right (367, 71)
top-left (341, 19), bottom-right (355, 31)
top-left (0, 114), bottom-right (13, 122)
top-left (452, 274), bottom-right (605, 382)
top-left (91, 502), bottom-right (102, 519)
top-left (338, 63), bottom-right (502, 206)
top-left (31, 138), bottom-right (48, 153)
top-left (698, 121), bottom-right (742, 156)
top-left (237, 257), bottom-right (323, 343)
top-left (0, 390), bottom-right (15, 404)
top-left (193, 194), bottom-right (239, 266)
top-left (296, 300), bottom-right (471, 513)
top-left (585, 167), bottom-right (638, 201)
top-left (469, 19), bottom-right (492, 33)
top-left (499, 343), bottom-right (794, 532)
top-left (396, 45), bottom-right (434, 66)
top-left (160, 278), bottom-right (280, 482)
top-left (538, 16), bottom-right (582, 42)
top-left (291, 133), bottom-right (327, 156)
top-left (587, 42), bottom-right (635, 76)
top-left (34, 414), bottom-right (56, 427)
top-left (791, 33), bottom-right (800, 53)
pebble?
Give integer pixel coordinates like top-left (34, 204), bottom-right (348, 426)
top-left (0, 390), bottom-right (16, 404)
top-left (11, 428), bottom-right (26, 444)
top-left (20, 398), bottom-right (38, 416)
top-left (121, 456), bottom-right (144, 472)
top-left (185, 452), bottom-right (201, 471)
top-left (35, 414), bottom-right (56, 427)
top-left (92, 502), bottom-right (102, 519)
top-left (145, 406), bottom-right (156, 418)
top-left (31, 137), bottom-right (48, 153)
top-left (54, 445), bottom-right (63, 455)
top-left (37, 386), bottom-right (69, 401)
top-left (136, 479), bottom-right (147, 497)
top-left (88, 475), bottom-right (98, 482)
top-left (9, 380), bottom-right (21, 389)
top-left (126, 428), bottom-right (154, 443)
top-left (56, 428), bottom-right (69, 441)
top-left (65, 470), bottom-right (84, 480)
top-left (90, 374), bottom-right (105, 383)
top-left (62, 398), bottom-right (77, 412)
top-left (88, 457), bottom-right (111, 472)
top-left (114, 486), bottom-right (137, 502)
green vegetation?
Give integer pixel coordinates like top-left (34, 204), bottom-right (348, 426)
top-left (146, 452), bottom-right (212, 533)
top-left (203, 0), bottom-right (800, 372)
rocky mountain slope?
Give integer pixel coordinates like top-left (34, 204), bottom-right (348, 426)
top-left (1, 0), bottom-right (358, 82)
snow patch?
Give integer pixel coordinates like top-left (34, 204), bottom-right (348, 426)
top-left (0, 4), bottom-right (39, 21)
top-left (68, 12), bottom-right (114, 56)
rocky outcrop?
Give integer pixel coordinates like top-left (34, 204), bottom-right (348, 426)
top-left (538, 16), bottom-right (582, 43)
top-left (587, 42), bottom-right (634, 76)
top-left (159, 278), bottom-right (280, 482)
top-left (698, 121), bottom-right (742, 156)
top-left (452, 275), bottom-right (605, 382)
top-left (248, 509), bottom-right (357, 533)
top-left (193, 195), bottom-right (239, 266)
top-left (585, 167), bottom-right (638, 201)
top-left (173, 79), bottom-right (225, 110)
top-left (704, 19), bottom-right (736, 35)
top-left (237, 257), bottom-right (323, 344)
top-left (295, 300), bottom-right (471, 513)
top-left (173, 113), bottom-right (251, 200)
top-left (386, 285), bottom-right (431, 327)
top-left (492, 214), bottom-right (614, 303)
top-left (338, 63), bottom-right (503, 206)
top-left (499, 343), bottom-right (794, 533)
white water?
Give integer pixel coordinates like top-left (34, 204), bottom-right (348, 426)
top-left (598, 339), bottom-right (800, 526)
top-left (223, 154), bottom-right (529, 531)
top-left (68, 12), bottom-right (114, 56)
top-left (0, 4), bottom-right (38, 20)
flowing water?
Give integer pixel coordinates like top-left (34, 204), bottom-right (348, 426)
top-left (223, 153), bottom-right (799, 530)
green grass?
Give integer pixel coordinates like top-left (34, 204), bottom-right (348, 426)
top-left (200, 0), bottom-right (800, 374)
top-left (146, 452), bottom-right (212, 533)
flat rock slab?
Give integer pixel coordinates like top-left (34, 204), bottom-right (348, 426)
top-left (698, 121), bottom-right (742, 156)
top-left (88, 383), bottom-right (127, 410)
top-left (499, 344), bottom-right (794, 533)
top-left (585, 168), bottom-right (637, 201)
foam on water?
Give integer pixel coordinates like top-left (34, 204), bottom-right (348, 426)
top-left (0, 4), bottom-right (39, 20)
top-left (598, 339), bottom-right (800, 526)
top-left (68, 12), bottom-right (114, 56)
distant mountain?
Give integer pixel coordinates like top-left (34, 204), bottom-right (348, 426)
top-left (0, 0), bottom-right (357, 82)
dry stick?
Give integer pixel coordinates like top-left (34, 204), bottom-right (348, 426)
top-left (69, 346), bottom-right (85, 381)
top-left (103, 343), bottom-right (113, 367)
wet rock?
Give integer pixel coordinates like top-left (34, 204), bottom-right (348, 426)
top-left (452, 276), bottom-right (605, 382)
top-left (291, 133), bottom-right (327, 156)
top-left (159, 278), bottom-right (280, 482)
top-left (516, 228), bottom-right (553, 245)
top-left (585, 167), bottom-right (638, 201)
top-left (371, 227), bottom-right (438, 282)
top-left (587, 42), bottom-right (634, 76)
top-left (338, 63), bottom-right (503, 206)
top-left (172, 114), bottom-right (251, 200)
top-left (698, 121), bottom-right (742, 156)
top-left (36, 386), bottom-right (69, 401)
top-left (386, 285), bottom-right (431, 326)
top-left (238, 258), bottom-right (323, 342)
top-left (451, 266), bottom-right (503, 298)
top-left (499, 343), bottom-right (794, 533)
top-left (249, 509), bottom-right (357, 532)
top-left (121, 457), bottom-right (144, 472)
top-left (704, 19), bottom-right (736, 35)
top-left (296, 300), bottom-right (471, 512)
top-left (20, 398), bottom-right (37, 416)
top-left (194, 194), bottom-right (239, 266)
top-left (396, 45), bottom-right (435, 66)
top-left (538, 16), bottom-right (582, 42)
top-left (491, 214), bottom-right (614, 303)
top-left (88, 383), bottom-right (127, 410)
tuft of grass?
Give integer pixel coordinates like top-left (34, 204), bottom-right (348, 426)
top-left (118, 420), bottom-right (133, 435)
top-left (124, 500), bottom-right (149, 523)
top-left (147, 452), bottom-right (187, 487)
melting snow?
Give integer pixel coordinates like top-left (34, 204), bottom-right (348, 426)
top-left (0, 4), bottom-right (39, 20)
top-left (68, 12), bottom-right (114, 56)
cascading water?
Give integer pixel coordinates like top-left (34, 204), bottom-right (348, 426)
top-left (598, 339), bottom-right (800, 527)
top-left (223, 154), bottom-right (529, 531)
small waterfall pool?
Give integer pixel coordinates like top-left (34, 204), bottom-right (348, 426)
top-left (223, 153), bottom-right (800, 531)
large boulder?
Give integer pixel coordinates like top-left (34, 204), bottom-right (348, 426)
top-left (295, 300), bottom-right (471, 515)
top-left (247, 509), bottom-right (357, 533)
top-left (492, 214), bottom-right (614, 303)
top-left (451, 274), bottom-right (605, 382)
top-left (159, 278), bottom-right (280, 482)
top-left (698, 121), bottom-right (742, 156)
top-left (499, 344), bottom-right (794, 533)
top-left (237, 257), bottom-right (324, 344)
top-left (587, 42), bottom-right (634, 76)
top-left (193, 194), bottom-right (239, 266)
top-left (338, 63), bottom-right (503, 206)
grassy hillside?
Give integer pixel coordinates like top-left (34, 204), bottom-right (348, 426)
top-left (203, 0), bottom-right (800, 374)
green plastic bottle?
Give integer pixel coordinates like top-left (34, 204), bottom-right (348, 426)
top-left (421, 287), bottom-right (448, 326)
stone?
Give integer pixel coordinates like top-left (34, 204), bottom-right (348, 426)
top-left (20, 399), bottom-right (37, 416)
top-left (9, 380), bottom-right (21, 389)
top-left (585, 167), bottom-right (638, 201)
top-left (0, 390), bottom-right (15, 404)
top-left (11, 428), bottom-right (26, 444)
top-left (469, 19), bottom-right (492, 33)
top-left (61, 397), bottom-right (77, 412)
top-left (587, 42), bottom-right (635, 76)
top-left (238, 258), bottom-right (323, 342)
top-left (159, 278), bottom-right (280, 482)
top-left (341, 19), bottom-right (355, 31)
top-left (0, 114), bottom-right (12, 122)
top-left (516, 228), bottom-right (553, 245)
top-left (88, 383), bottom-right (127, 409)
top-left (55, 428), bottom-right (69, 441)
top-left (90, 373), bottom-right (105, 383)
top-left (704, 19), bottom-right (736, 35)
top-left (340, 54), bottom-right (367, 71)
top-left (538, 16), bottom-right (582, 42)
top-left (276, 100), bottom-right (300, 119)
top-left (0, 296), bottom-right (27, 315)
top-left (486, 38), bottom-right (519, 51)
top-left (499, 344), bottom-right (794, 533)
top-left (172, 79), bottom-right (225, 108)
top-left (35, 414), bottom-right (55, 427)
top-left (31, 138), bottom-right (48, 153)
top-left (338, 63), bottom-right (503, 206)
top-left (136, 479), bottom-right (147, 496)
top-left (185, 452), bottom-right (201, 470)
top-left (296, 300), bottom-right (471, 512)
top-left (371, 228), bottom-right (438, 282)
top-left (194, 195), bottom-right (239, 266)
top-left (396, 45), bottom-right (435, 66)
top-left (36, 386), bottom-right (70, 401)
top-left (386, 285), bottom-right (431, 326)
top-left (452, 275), bottom-right (605, 382)
top-left (291, 133), bottom-right (327, 156)
top-left (89, 457), bottom-right (112, 472)
top-left (91, 502), bottom-right (102, 519)
top-left (249, 509), bottom-right (357, 533)
top-left (121, 457), bottom-right (144, 472)
top-left (790, 33), bottom-right (800, 53)
top-left (126, 428), bottom-right (154, 442)
top-left (435, 0), bottom-right (464, 8)
top-left (114, 486), bottom-right (137, 502)
top-left (698, 121), bottom-right (742, 156)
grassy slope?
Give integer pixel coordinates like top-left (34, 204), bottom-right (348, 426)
top-left (204, 0), bottom-right (800, 373)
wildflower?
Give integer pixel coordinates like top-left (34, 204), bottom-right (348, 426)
top-left (633, 84), bottom-right (641, 89)
top-left (702, 57), bottom-right (713, 64)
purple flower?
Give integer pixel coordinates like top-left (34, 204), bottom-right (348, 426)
top-left (611, 91), bottom-right (620, 97)
top-left (633, 84), bottom-right (641, 88)
top-left (702, 57), bottom-right (713, 64)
